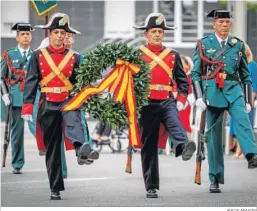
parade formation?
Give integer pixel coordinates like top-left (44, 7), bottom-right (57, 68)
top-left (1, 2), bottom-right (257, 206)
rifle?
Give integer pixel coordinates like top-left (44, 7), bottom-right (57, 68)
top-left (194, 110), bottom-right (206, 185)
top-left (2, 103), bottom-right (11, 167)
top-left (194, 65), bottom-right (209, 185)
top-left (125, 146), bottom-right (137, 174)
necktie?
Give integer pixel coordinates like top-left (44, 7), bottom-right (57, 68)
top-left (23, 51), bottom-right (27, 60)
top-left (221, 41), bottom-right (225, 48)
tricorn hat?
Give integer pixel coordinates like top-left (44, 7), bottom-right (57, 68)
top-left (11, 23), bottom-right (34, 31)
top-left (206, 10), bottom-right (232, 19)
top-left (35, 13), bottom-right (81, 35)
top-left (134, 13), bottom-right (176, 30)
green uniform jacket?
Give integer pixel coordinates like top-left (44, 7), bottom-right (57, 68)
top-left (191, 33), bottom-right (251, 107)
top-left (1, 46), bottom-right (32, 107)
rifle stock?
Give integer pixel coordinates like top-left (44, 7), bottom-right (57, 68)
top-left (194, 110), bottom-right (206, 185)
top-left (2, 104), bottom-right (11, 167)
top-left (125, 146), bottom-right (136, 174)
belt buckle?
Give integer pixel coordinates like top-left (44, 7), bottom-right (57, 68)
top-left (53, 87), bottom-right (61, 93)
top-left (156, 85), bottom-right (164, 91)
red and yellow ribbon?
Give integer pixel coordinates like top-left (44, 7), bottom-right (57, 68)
top-left (62, 58), bottom-right (142, 148)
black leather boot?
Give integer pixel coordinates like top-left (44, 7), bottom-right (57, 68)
top-left (209, 181), bottom-right (221, 193)
top-left (248, 154), bottom-right (257, 169)
top-left (13, 168), bottom-right (22, 174)
top-left (50, 191), bottom-right (61, 200)
top-left (146, 189), bottom-right (158, 198)
top-left (182, 141), bottom-right (196, 161)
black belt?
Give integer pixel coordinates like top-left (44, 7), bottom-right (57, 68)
top-left (224, 74), bottom-right (240, 81)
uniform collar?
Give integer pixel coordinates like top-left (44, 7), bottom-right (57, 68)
top-left (17, 45), bottom-right (30, 57)
top-left (215, 32), bottom-right (229, 47)
top-left (48, 44), bottom-right (65, 53)
top-left (146, 44), bottom-right (163, 52)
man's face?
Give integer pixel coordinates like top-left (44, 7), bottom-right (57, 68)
top-left (16, 31), bottom-right (32, 46)
top-left (212, 18), bottom-right (232, 37)
top-left (49, 29), bottom-right (66, 48)
top-left (144, 28), bottom-right (164, 46)
top-left (64, 32), bottom-right (73, 49)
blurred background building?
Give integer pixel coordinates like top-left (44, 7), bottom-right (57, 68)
top-left (1, 0), bottom-right (257, 59)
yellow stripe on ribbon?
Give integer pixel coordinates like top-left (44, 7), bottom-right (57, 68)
top-left (62, 58), bottom-right (141, 147)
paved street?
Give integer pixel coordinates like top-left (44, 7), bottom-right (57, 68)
top-left (1, 121), bottom-right (257, 207)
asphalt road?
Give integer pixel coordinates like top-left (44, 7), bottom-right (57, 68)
top-left (1, 121), bottom-right (257, 207)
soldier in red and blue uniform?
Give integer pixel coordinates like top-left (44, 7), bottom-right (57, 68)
top-left (134, 13), bottom-right (196, 198)
top-left (21, 13), bottom-right (99, 200)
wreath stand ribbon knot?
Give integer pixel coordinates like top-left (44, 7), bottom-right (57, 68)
top-left (62, 58), bottom-right (141, 147)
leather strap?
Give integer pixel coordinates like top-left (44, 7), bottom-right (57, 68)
top-left (39, 48), bottom-right (74, 91)
top-left (139, 45), bottom-right (173, 78)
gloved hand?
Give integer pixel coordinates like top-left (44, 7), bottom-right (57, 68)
top-left (195, 98), bottom-right (207, 112)
top-left (187, 93), bottom-right (195, 106)
top-left (246, 103), bottom-right (251, 113)
top-left (2, 94), bottom-right (11, 106)
top-left (21, 115), bottom-right (33, 122)
top-left (176, 101), bottom-right (185, 111)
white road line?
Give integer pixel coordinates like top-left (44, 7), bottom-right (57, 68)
top-left (1, 177), bottom-right (113, 185)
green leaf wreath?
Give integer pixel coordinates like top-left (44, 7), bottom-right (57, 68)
top-left (71, 43), bottom-right (151, 129)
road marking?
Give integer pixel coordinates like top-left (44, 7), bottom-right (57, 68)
top-left (1, 177), bottom-right (113, 185)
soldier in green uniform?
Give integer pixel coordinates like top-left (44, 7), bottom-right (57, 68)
top-left (191, 10), bottom-right (257, 193)
top-left (0, 23), bottom-right (34, 174)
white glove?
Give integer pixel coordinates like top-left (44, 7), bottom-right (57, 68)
top-left (2, 94), bottom-right (11, 106)
top-left (22, 115), bottom-right (33, 122)
top-left (246, 103), bottom-right (251, 113)
top-left (187, 93), bottom-right (195, 106)
top-left (254, 100), bottom-right (257, 108)
top-left (195, 98), bottom-right (207, 112)
top-left (176, 101), bottom-right (184, 111)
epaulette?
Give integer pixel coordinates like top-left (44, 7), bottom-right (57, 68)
top-left (201, 35), bottom-right (209, 41)
top-left (6, 48), bottom-right (14, 52)
top-left (230, 36), bottom-right (243, 45)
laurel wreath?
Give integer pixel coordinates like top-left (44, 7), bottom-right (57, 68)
top-left (71, 43), bottom-right (151, 129)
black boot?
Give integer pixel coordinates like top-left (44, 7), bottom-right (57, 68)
top-left (248, 154), bottom-right (257, 169)
top-left (50, 191), bottom-right (61, 200)
top-left (146, 189), bottom-right (158, 198)
top-left (77, 143), bottom-right (99, 165)
top-left (209, 181), bottom-right (221, 193)
top-left (182, 141), bottom-right (196, 161)
top-left (13, 168), bottom-right (22, 174)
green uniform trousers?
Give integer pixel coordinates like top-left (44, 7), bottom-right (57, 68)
top-left (10, 107), bottom-right (25, 169)
top-left (206, 96), bottom-right (257, 184)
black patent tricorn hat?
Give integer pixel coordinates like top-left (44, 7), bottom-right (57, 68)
top-left (11, 23), bottom-right (34, 31)
top-left (206, 10), bottom-right (232, 19)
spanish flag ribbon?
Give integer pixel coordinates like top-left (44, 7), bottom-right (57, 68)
top-left (62, 58), bottom-right (141, 147)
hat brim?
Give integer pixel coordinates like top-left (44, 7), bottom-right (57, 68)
top-left (133, 25), bottom-right (176, 30)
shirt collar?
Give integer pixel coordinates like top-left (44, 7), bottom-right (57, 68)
top-left (215, 32), bottom-right (229, 47)
top-left (17, 45), bottom-right (30, 57)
